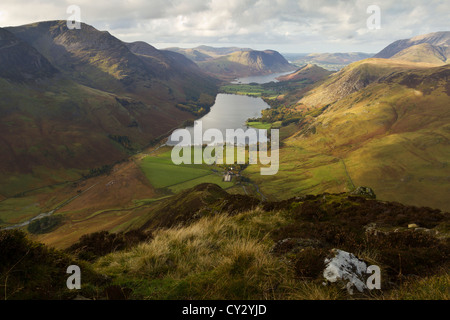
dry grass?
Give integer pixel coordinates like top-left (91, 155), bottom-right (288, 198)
top-left (93, 201), bottom-right (449, 300)
top-left (380, 272), bottom-right (450, 300)
top-left (95, 213), bottom-right (296, 299)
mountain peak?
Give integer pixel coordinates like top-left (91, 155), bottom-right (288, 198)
top-left (374, 31), bottom-right (450, 64)
top-left (409, 31), bottom-right (450, 46)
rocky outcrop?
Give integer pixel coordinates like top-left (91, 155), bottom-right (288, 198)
top-left (350, 186), bottom-right (376, 199)
top-left (323, 249), bottom-right (372, 294)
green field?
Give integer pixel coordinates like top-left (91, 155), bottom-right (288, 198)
top-left (220, 83), bottom-right (279, 97)
top-left (246, 121), bottom-right (272, 129)
top-left (140, 148), bottom-right (236, 193)
top-left (0, 197), bottom-right (41, 226)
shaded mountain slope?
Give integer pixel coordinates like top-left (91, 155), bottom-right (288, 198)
top-left (0, 28), bottom-right (58, 81)
top-left (0, 21), bottom-right (218, 196)
top-left (6, 21), bottom-right (218, 99)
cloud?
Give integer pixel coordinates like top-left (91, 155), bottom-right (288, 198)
top-left (0, 0), bottom-right (448, 52)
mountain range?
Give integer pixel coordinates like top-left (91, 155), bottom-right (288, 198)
top-left (167, 46), bottom-right (296, 79)
top-left (248, 31), bottom-right (450, 212)
top-left (165, 45), bottom-right (253, 62)
top-left (0, 21), bottom-right (218, 196)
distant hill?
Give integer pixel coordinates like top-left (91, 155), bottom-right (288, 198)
top-left (276, 64), bottom-right (333, 82)
top-left (164, 47), bottom-right (213, 62)
top-left (0, 21), bottom-right (218, 196)
top-left (287, 52), bottom-right (373, 71)
top-left (166, 46), bottom-right (296, 79)
top-left (165, 46), bottom-right (252, 62)
top-left (299, 52), bottom-right (373, 64)
top-left (374, 31), bottom-right (450, 64)
top-left (197, 49), bottom-right (296, 80)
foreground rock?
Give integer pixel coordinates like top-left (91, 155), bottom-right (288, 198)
top-left (323, 249), bottom-right (373, 295)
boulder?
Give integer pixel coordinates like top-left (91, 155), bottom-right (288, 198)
top-left (323, 249), bottom-right (370, 294)
top-left (350, 186), bottom-right (376, 199)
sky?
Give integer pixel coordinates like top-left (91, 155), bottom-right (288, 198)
top-left (0, 0), bottom-right (448, 53)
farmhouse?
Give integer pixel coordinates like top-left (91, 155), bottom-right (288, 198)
top-left (223, 173), bottom-right (232, 182)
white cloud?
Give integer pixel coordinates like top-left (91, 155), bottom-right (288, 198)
top-left (0, 0), bottom-right (448, 52)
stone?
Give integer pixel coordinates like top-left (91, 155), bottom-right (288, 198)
top-left (323, 249), bottom-right (369, 295)
top-left (350, 186), bottom-right (376, 199)
top-left (408, 223), bottom-right (419, 229)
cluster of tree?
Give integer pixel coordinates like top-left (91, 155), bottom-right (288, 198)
top-left (82, 164), bottom-right (114, 179)
top-left (27, 215), bottom-right (64, 234)
top-left (175, 102), bottom-right (210, 116)
top-left (107, 134), bottom-right (134, 150)
top-left (260, 107), bottom-right (304, 124)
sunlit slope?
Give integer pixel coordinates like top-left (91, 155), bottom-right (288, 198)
top-left (374, 31), bottom-right (450, 65)
top-left (246, 60), bottom-right (450, 211)
top-left (276, 64), bottom-right (333, 82)
top-left (390, 43), bottom-right (449, 65)
top-left (299, 58), bottom-right (438, 107)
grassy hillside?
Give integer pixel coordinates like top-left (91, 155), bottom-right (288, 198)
top-left (242, 60), bottom-right (450, 211)
top-left (391, 43), bottom-right (449, 64)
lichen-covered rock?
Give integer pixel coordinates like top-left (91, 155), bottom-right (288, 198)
top-left (323, 249), bottom-right (369, 294)
top-left (350, 186), bottom-right (376, 199)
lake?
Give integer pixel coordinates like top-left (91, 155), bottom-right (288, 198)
top-left (168, 71), bottom-right (296, 146)
top-left (167, 93), bottom-right (270, 146)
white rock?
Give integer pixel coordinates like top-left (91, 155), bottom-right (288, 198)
top-left (323, 249), bottom-right (368, 294)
